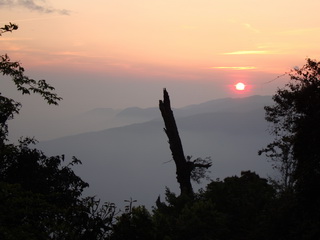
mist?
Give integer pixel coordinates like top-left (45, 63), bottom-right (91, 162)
top-left (35, 95), bottom-right (275, 209)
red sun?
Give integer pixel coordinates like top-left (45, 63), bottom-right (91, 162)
top-left (235, 82), bottom-right (246, 91)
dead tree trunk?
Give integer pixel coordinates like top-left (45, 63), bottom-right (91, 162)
top-left (159, 88), bottom-right (194, 197)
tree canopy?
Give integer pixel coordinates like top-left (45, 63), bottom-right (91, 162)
top-left (0, 23), bottom-right (62, 147)
top-left (0, 23), bottom-right (115, 239)
top-left (259, 58), bottom-right (320, 239)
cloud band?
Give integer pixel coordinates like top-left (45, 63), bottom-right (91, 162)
top-left (0, 0), bottom-right (70, 15)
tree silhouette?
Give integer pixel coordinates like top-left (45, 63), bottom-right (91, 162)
top-left (0, 23), bottom-right (115, 239)
top-left (159, 88), bottom-right (211, 197)
top-left (0, 23), bottom-right (62, 148)
top-left (259, 58), bottom-right (320, 239)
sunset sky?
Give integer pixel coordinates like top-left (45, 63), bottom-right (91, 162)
top-left (2, 0), bottom-right (320, 113)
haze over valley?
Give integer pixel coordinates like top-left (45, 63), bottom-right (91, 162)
top-left (35, 95), bottom-right (275, 208)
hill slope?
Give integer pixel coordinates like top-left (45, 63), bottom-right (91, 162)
top-left (38, 95), bottom-right (274, 208)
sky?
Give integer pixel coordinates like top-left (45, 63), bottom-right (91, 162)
top-left (2, 0), bottom-right (320, 138)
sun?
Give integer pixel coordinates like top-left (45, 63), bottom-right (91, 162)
top-left (235, 82), bottom-right (246, 91)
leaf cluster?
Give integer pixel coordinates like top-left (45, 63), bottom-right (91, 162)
top-left (0, 54), bottom-right (62, 105)
top-left (186, 156), bottom-right (212, 184)
top-left (0, 22), bottom-right (18, 35)
top-left (258, 58), bottom-right (320, 238)
top-left (259, 58), bottom-right (320, 191)
top-left (1, 23), bottom-right (62, 145)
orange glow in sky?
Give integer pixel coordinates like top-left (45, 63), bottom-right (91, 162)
top-left (1, 0), bottom-right (320, 104)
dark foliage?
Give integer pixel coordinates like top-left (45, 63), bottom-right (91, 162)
top-left (0, 22), bottom-right (18, 35)
top-left (110, 206), bottom-right (153, 240)
top-left (1, 23), bottom-right (61, 146)
top-left (203, 171), bottom-right (275, 240)
top-left (0, 23), bottom-right (115, 239)
top-left (147, 171), bottom-right (275, 240)
top-left (259, 58), bottom-right (320, 239)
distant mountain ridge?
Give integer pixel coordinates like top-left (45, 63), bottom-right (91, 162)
top-left (84, 94), bottom-right (272, 120)
top-left (38, 95), bottom-right (274, 209)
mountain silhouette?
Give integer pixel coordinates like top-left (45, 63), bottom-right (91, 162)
top-left (38, 95), bottom-right (274, 208)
